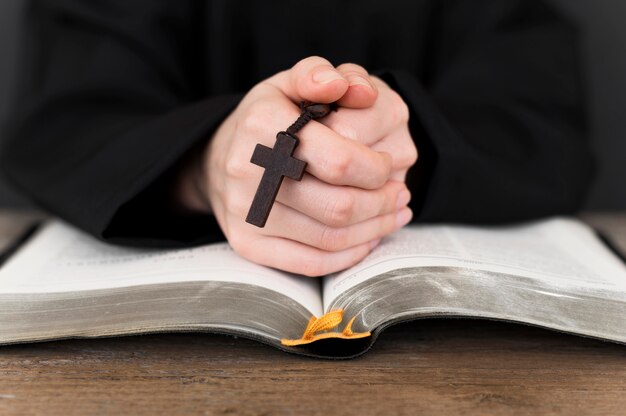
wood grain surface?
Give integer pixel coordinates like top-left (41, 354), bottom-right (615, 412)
top-left (0, 212), bottom-right (625, 416)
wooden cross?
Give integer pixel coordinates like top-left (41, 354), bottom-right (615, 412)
top-left (245, 131), bottom-right (306, 227)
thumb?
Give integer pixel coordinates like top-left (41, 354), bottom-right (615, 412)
top-left (334, 63), bottom-right (378, 109)
top-left (266, 56), bottom-right (349, 105)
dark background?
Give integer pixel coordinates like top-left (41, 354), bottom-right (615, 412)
top-left (0, 0), bottom-right (624, 210)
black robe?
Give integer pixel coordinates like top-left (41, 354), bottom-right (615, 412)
top-left (1, 0), bottom-right (594, 247)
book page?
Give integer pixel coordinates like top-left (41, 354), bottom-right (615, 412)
top-left (323, 218), bottom-right (626, 310)
top-left (0, 221), bottom-right (323, 316)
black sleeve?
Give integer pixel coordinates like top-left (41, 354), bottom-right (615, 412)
top-left (0, 0), bottom-right (242, 247)
top-left (1, 0), bottom-right (594, 250)
top-left (378, 0), bottom-right (594, 224)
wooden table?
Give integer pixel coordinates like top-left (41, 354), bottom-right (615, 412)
top-left (1, 211), bottom-right (625, 416)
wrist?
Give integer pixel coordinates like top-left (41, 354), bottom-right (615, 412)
top-left (172, 140), bottom-right (213, 215)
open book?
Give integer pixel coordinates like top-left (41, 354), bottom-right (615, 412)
top-left (0, 217), bottom-right (625, 358)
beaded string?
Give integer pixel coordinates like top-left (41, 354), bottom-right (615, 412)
top-left (286, 102), bottom-right (335, 136)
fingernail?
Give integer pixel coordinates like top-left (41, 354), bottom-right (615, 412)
top-left (349, 75), bottom-right (373, 89)
top-left (369, 238), bottom-right (381, 249)
top-left (313, 69), bottom-right (345, 84)
top-left (396, 207), bottom-right (413, 228)
top-left (396, 189), bottom-right (411, 209)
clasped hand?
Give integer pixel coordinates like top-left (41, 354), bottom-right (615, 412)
top-left (178, 57), bottom-right (417, 276)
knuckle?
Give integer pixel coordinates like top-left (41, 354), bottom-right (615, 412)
top-left (371, 155), bottom-right (392, 188)
top-left (247, 82), bottom-right (268, 98)
top-left (224, 154), bottom-right (249, 179)
top-left (336, 62), bottom-right (368, 75)
top-left (333, 121), bottom-right (359, 142)
top-left (323, 191), bottom-right (356, 226)
top-left (226, 192), bottom-right (249, 216)
top-left (239, 109), bottom-right (266, 135)
top-left (298, 253), bottom-right (326, 277)
top-left (407, 142), bottom-right (418, 166)
top-left (321, 151), bottom-right (352, 182)
top-left (296, 55), bottom-right (327, 68)
top-left (292, 56), bottom-right (333, 80)
top-left (229, 238), bottom-right (250, 260)
top-left (319, 225), bottom-right (349, 252)
top-left (391, 93), bottom-right (410, 125)
top-left (396, 134), bottom-right (418, 169)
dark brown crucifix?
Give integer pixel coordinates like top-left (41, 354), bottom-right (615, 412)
top-left (246, 103), bottom-right (334, 227)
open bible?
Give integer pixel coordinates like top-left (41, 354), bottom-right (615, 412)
top-left (0, 217), bottom-right (625, 358)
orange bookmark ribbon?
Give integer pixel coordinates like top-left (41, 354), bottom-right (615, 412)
top-left (281, 309), bottom-right (371, 347)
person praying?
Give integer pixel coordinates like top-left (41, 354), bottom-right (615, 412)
top-left (1, 0), bottom-right (593, 276)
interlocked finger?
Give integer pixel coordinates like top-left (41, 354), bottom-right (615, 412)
top-left (276, 174), bottom-right (410, 227)
top-left (260, 201), bottom-right (413, 253)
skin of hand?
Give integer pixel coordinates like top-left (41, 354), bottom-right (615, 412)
top-left (178, 57), bottom-right (417, 276)
top-left (315, 64), bottom-right (417, 183)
